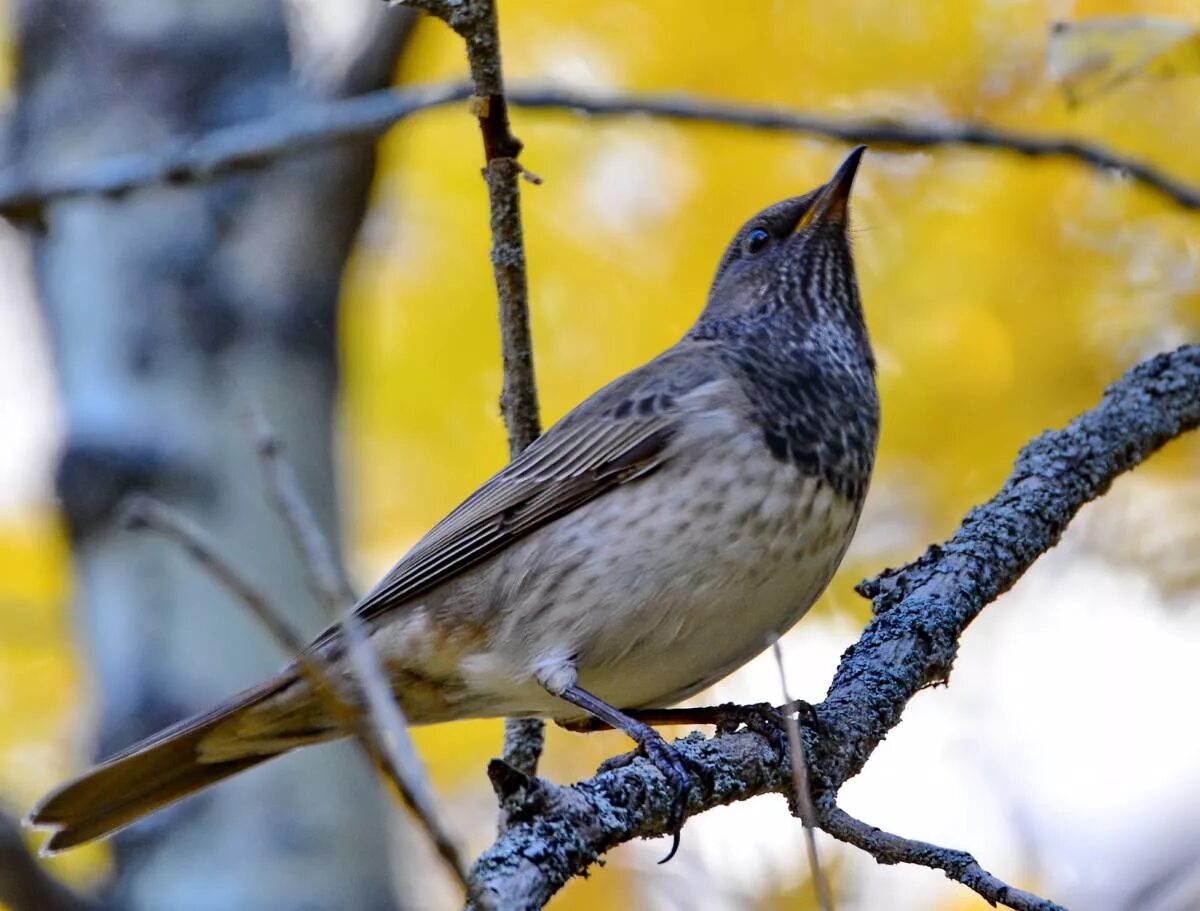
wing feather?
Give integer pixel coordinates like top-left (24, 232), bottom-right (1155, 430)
top-left (310, 346), bottom-right (724, 650)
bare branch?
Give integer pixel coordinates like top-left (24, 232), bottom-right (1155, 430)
top-left (0, 810), bottom-right (96, 911)
top-left (390, 0), bottom-right (546, 777)
top-left (0, 83), bottom-right (472, 220)
top-left (465, 345), bottom-right (1200, 909)
top-left (248, 409), bottom-right (357, 608)
top-left (817, 802), bottom-right (1066, 911)
top-left (772, 641), bottom-right (833, 911)
top-left (120, 494), bottom-right (388, 793)
top-left (121, 496), bottom-right (312, 656)
top-left (245, 409), bottom-right (469, 887)
top-left (507, 87), bottom-right (1200, 210)
top-left (5, 84), bottom-right (1200, 220)
top-left (120, 494), bottom-right (468, 887)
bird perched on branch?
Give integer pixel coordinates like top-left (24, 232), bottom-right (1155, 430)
top-left (30, 146), bottom-right (879, 860)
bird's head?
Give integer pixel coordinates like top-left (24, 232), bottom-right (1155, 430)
top-left (698, 145), bottom-right (867, 339)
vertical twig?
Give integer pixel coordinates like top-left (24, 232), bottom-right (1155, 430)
top-left (773, 641), bottom-right (834, 911)
top-left (245, 408), bottom-right (470, 887)
top-left (394, 0), bottom-right (545, 776)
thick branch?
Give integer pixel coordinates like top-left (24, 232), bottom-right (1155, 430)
top-left (4, 84), bottom-right (1200, 220)
top-left (465, 344), bottom-right (1200, 909)
top-left (816, 344), bottom-right (1199, 790)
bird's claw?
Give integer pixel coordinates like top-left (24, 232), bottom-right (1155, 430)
top-left (639, 734), bottom-right (696, 864)
top-left (598, 729), bottom-right (707, 863)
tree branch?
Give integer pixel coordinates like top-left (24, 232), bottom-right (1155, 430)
top-left (120, 493), bottom-right (469, 889)
top-left (391, 0), bottom-right (546, 778)
top-left (4, 84), bottom-right (1200, 221)
top-left (464, 344), bottom-right (1200, 910)
top-left (246, 411), bottom-right (470, 888)
top-left (817, 802), bottom-right (1065, 911)
top-left (773, 642), bottom-right (832, 911)
top-left (507, 87), bottom-right (1200, 210)
top-left (0, 83), bottom-right (470, 220)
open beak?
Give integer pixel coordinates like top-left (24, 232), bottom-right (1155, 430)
top-left (795, 144), bottom-right (866, 232)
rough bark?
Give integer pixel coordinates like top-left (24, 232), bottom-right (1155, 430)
top-left (12, 2), bottom-right (412, 908)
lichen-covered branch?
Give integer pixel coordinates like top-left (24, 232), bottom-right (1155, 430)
top-left (6, 84), bottom-right (1200, 221)
top-left (817, 802), bottom-right (1066, 911)
top-left (464, 344), bottom-right (1200, 910)
top-left (391, 0), bottom-right (546, 777)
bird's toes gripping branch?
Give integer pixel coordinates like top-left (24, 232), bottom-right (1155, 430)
top-left (711, 699), bottom-right (822, 760)
top-left (598, 722), bottom-right (712, 863)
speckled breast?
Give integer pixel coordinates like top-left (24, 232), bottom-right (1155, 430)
top-left (564, 429), bottom-right (864, 710)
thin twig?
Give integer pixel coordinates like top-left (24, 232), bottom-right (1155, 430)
top-left (121, 496), bottom-right (388, 777)
top-left (120, 494), bottom-right (468, 887)
top-left (393, 0), bottom-right (546, 779)
top-left (817, 802), bottom-right (1066, 911)
top-left (121, 496), bottom-right (313, 656)
top-left (248, 409), bottom-right (357, 608)
top-left (772, 641), bottom-right (833, 911)
top-left (244, 407), bottom-right (469, 887)
top-left (4, 83), bottom-right (1200, 220)
top-left (465, 345), bottom-right (1200, 909)
top-left (507, 87), bottom-right (1200, 210)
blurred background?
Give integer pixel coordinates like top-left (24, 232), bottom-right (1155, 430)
top-left (1, 0), bottom-right (1198, 909)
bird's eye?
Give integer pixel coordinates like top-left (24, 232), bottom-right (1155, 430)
top-left (744, 228), bottom-right (771, 256)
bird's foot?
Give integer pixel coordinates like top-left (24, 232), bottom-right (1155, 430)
top-left (711, 700), bottom-right (822, 759)
top-left (598, 725), bottom-right (709, 863)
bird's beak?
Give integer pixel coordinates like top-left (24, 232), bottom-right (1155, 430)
top-left (795, 145), bottom-right (866, 232)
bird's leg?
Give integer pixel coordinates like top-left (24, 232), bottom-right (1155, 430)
top-left (552, 683), bottom-right (706, 863)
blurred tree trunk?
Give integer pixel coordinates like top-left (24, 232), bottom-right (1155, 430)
top-left (12, 2), bottom-right (414, 909)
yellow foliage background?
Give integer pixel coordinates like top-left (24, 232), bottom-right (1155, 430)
top-left (2, 0), bottom-right (1199, 907)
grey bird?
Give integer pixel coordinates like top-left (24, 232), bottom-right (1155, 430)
top-left (29, 146), bottom-right (879, 858)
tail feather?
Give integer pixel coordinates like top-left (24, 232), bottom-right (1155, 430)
top-left (28, 674), bottom-right (296, 854)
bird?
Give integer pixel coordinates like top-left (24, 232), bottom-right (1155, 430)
top-left (29, 145), bottom-right (879, 860)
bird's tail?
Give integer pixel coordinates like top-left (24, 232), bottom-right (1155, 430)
top-left (27, 672), bottom-right (313, 854)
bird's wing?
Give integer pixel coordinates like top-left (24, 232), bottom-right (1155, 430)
top-left (310, 346), bottom-right (723, 650)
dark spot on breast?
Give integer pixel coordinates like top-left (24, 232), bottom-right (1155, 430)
top-left (763, 429), bottom-right (789, 462)
top-left (825, 434), bottom-right (845, 464)
top-left (792, 448), bottom-right (820, 474)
